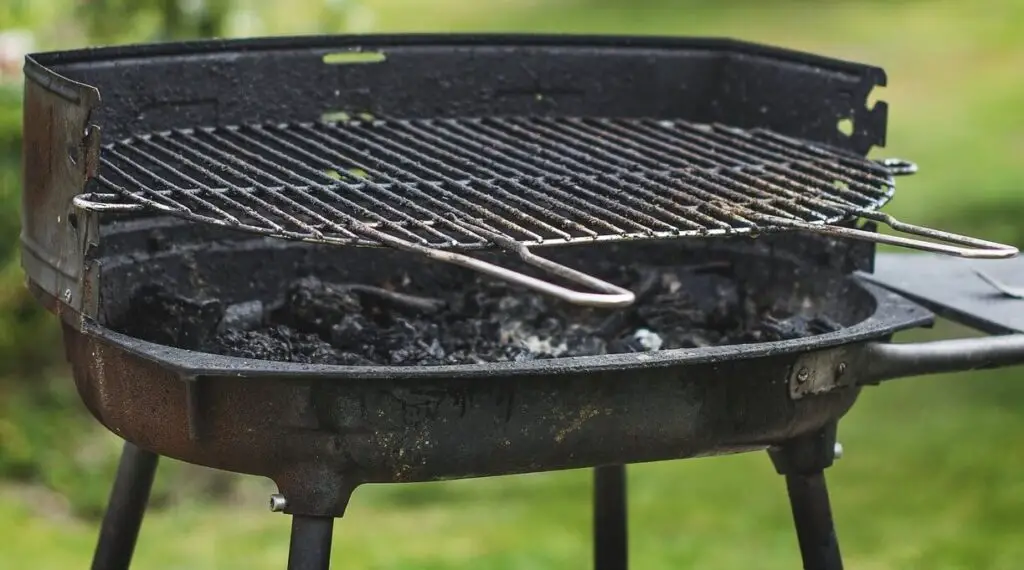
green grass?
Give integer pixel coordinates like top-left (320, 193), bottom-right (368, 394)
top-left (3, 0), bottom-right (1024, 568)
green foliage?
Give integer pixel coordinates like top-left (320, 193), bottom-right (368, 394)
top-left (77, 0), bottom-right (235, 44)
top-left (0, 0), bottom-right (234, 517)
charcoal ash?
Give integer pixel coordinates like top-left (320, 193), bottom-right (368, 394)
top-left (115, 263), bottom-right (843, 366)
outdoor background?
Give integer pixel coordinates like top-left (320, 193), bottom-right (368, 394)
top-left (1, 0), bottom-right (1023, 568)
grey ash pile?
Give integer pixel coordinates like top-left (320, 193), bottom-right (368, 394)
top-left (118, 263), bottom-right (840, 366)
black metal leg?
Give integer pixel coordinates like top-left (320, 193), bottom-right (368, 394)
top-left (593, 465), bottom-right (628, 570)
top-left (783, 471), bottom-right (843, 570)
top-left (288, 515), bottom-right (335, 570)
top-left (91, 441), bottom-right (160, 570)
top-left (768, 424), bottom-right (844, 570)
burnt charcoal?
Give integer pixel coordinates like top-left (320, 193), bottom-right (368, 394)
top-left (117, 263), bottom-right (844, 366)
top-left (121, 283), bottom-right (223, 350)
top-left (329, 314), bottom-right (374, 350)
top-left (277, 277), bottom-right (362, 337)
top-left (211, 326), bottom-right (374, 365)
top-left (562, 325), bottom-right (608, 357)
top-left (211, 328), bottom-right (295, 362)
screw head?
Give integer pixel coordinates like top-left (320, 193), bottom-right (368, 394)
top-left (269, 493), bottom-right (287, 512)
top-left (796, 368), bottom-right (810, 383)
top-left (833, 442), bottom-right (844, 460)
top-left (836, 362), bottom-right (847, 375)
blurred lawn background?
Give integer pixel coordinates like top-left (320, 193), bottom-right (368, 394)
top-left (1, 0), bottom-right (1023, 568)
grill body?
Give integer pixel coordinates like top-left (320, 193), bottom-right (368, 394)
top-left (23, 35), bottom-right (909, 518)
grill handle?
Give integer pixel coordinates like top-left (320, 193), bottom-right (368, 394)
top-left (761, 211), bottom-right (1019, 260)
top-left (860, 334), bottom-right (1024, 384)
top-left (370, 220), bottom-right (637, 309)
top-left (422, 244), bottom-right (637, 308)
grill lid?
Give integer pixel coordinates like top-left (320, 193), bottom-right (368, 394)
top-left (74, 116), bottom-right (1018, 307)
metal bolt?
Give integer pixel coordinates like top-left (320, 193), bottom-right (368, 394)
top-left (796, 368), bottom-right (810, 383)
top-left (836, 362), bottom-right (847, 375)
top-left (269, 494), bottom-right (288, 512)
top-left (833, 442), bottom-right (844, 460)
top-left (63, 289), bottom-right (72, 302)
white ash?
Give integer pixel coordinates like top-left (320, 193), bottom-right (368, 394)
top-left (632, 328), bottom-right (664, 352)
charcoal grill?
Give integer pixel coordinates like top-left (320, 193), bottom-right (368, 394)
top-left (19, 34), bottom-right (1024, 570)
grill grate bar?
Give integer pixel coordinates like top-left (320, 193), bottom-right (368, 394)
top-left (231, 125), bottom-right (515, 243)
top-left (440, 119), bottom-right (738, 230)
top-left (171, 129), bottom-right (455, 245)
top-left (131, 135), bottom-right (374, 241)
top-left (270, 123), bottom-right (557, 242)
top-left (218, 127), bottom-right (479, 240)
top-left (559, 118), bottom-right (830, 220)
top-left (103, 146), bottom-right (298, 235)
top-left (386, 120), bottom-right (677, 233)
top-left (306, 122), bottom-right (624, 237)
top-left (472, 118), bottom-right (761, 229)
top-left (85, 116), bottom-right (906, 250)
top-left (635, 120), bottom-right (890, 205)
top-left (197, 128), bottom-right (471, 244)
top-left (343, 124), bottom-right (622, 236)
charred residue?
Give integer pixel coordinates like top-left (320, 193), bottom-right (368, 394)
top-left (113, 262), bottom-right (841, 366)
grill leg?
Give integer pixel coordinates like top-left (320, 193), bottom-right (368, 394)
top-left (784, 471), bottom-right (842, 570)
top-left (91, 441), bottom-right (159, 570)
top-left (288, 515), bottom-right (335, 570)
top-left (768, 424), bottom-right (844, 570)
top-left (593, 464), bottom-right (628, 570)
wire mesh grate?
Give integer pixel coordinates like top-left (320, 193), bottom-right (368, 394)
top-left (80, 116), bottom-right (897, 249)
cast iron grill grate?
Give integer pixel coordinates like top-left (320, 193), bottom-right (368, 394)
top-left (74, 116), bottom-right (1015, 307)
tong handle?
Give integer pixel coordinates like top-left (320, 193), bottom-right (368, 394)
top-left (369, 221), bottom-right (636, 308)
top-left (762, 211), bottom-right (1019, 259)
top-left (423, 245), bottom-right (636, 308)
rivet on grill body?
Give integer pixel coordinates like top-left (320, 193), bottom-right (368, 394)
top-left (836, 362), bottom-right (847, 375)
top-left (796, 367), bottom-right (810, 383)
top-left (269, 494), bottom-right (288, 513)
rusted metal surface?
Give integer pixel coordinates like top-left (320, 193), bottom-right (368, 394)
top-left (20, 57), bottom-right (101, 321)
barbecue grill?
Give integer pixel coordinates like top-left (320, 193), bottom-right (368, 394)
top-left (19, 34), bottom-right (1024, 570)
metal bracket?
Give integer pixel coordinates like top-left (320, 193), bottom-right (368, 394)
top-left (788, 347), bottom-right (856, 399)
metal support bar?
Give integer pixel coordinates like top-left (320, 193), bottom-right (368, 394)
top-left (593, 465), bottom-right (628, 570)
top-left (91, 441), bottom-right (160, 570)
top-left (288, 515), bottom-right (335, 570)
